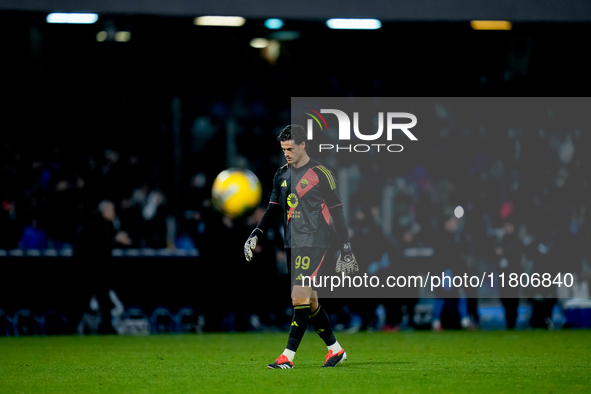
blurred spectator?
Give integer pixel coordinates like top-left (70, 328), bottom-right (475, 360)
top-left (73, 200), bottom-right (132, 334)
top-left (19, 219), bottom-right (48, 250)
top-left (120, 184), bottom-right (168, 248)
top-left (0, 198), bottom-right (20, 249)
top-left (348, 205), bottom-right (390, 331)
top-left (141, 188), bottom-right (168, 248)
top-left (494, 214), bottom-right (522, 329)
top-left (74, 200), bottom-right (131, 258)
top-left (431, 214), bottom-right (477, 330)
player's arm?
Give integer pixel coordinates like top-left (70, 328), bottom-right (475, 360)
top-left (330, 204), bottom-right (358, 275)
top-left (244, 171), bottom-right (282, 261)
top-left (319, 166), bottom-right (358, 275)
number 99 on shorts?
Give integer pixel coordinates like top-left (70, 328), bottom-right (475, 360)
top-left (295, 255), bottom-right (310, 270)
top-left (291, 248), bottom-right (326, 285)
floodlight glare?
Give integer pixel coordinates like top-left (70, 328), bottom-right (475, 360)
top-left (46, 13), bottom-right (99, 24)
top-left (268, 31), bottom-right (300, 41)
top-left (194, 16), bottom-right (245, 26)
top-left (470, 20), bottom-right (512, 30)
top-left (96, 31), bottom-right (108, 42)
top-left (115, 31), bottom-right (131, 42)
top-left (326, 18), bottom-right (381, 30)
top-left (250, 38), bottom-right (270, 48)
top-left (264, 19), bottom-right (284, 30)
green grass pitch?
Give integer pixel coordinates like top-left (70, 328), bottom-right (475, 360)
top-left (1, 330), bottom-right (590, 393)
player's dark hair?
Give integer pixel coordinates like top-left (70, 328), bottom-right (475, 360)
top-left (277, 124), bottom-right (307, 146)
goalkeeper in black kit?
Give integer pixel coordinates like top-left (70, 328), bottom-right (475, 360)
top-left (244, 124), bottom-right (358, 369)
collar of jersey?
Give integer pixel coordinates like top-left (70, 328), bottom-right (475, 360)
top-left (292, 159), bottom-right (314, 173)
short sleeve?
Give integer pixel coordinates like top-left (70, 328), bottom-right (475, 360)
top-left (269, 168), bottom-right (281, 204)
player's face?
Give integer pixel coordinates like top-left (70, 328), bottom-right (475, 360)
top-left (281, 140), bottom-right (306, 166)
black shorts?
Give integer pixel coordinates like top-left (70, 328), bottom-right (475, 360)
top-left (286, 247), bottom-right (328, 288)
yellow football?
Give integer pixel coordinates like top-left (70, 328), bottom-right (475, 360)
top-left (211, 168), bottom-right (262, 218)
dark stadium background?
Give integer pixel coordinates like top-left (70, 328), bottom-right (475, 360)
top-left (1, 0), bottom-right (590, 335)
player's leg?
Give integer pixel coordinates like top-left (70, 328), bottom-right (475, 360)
top-left (287, 284), bottom-right (314, 356)
top-left (268, 247), bottom-right (329, 369)
top-left (309, 292), bottom-right (347, 367)
top-left (267, 284), bottom-right (313, 369)
top-left (268, 248), bottom-right (296, 369)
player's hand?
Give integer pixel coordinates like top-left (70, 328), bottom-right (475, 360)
top-left (335, 242), bottom-right (358, 276)
top-left (244, 228), bottom-right (263, 261)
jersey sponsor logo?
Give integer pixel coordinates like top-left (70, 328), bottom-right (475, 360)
top-left (287, 193), bottom-right (301, 221)
top-left (300, 179), bottom-right (309, 188)
top-left (281, 180), bottom-right (287, 187)
top-left (291, 321), bottom-right (299, 327)
top-left (287, 193), bottom-right (299, 208)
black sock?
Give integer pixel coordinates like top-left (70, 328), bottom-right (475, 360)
top-left (286, 305), bottom-right (310, 352)
top-left (309, 305), bottom-right (336, 347)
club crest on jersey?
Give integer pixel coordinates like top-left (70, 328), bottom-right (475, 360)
top-left (287, 193), bottom-right (299, 208)
top-left (300, 179), bottom-right (309, 188)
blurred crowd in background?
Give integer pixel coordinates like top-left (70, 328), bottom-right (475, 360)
top-left (0, 144), bottom-right (167, 251)
top-left (1, 104), bottom-right (589, 335)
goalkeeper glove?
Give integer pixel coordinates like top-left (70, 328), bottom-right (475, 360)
top-left (244, 228), bottom-right (263, 261)
top-left (335, 242), bottom-right (358, 276)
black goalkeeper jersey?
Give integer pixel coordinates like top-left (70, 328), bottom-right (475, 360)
top-left (268, 159), bottom-right (343, 248)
